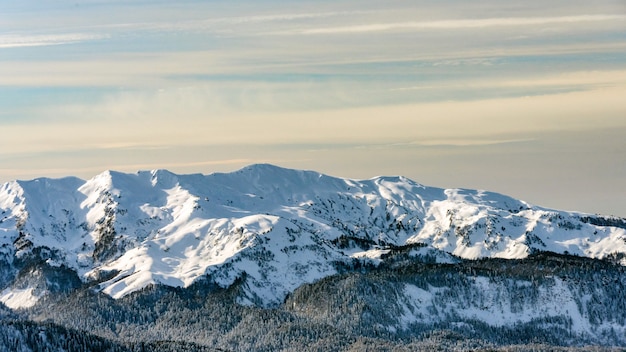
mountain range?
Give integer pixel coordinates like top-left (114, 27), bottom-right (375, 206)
top-left (1, 164), bottom-right (625, 350)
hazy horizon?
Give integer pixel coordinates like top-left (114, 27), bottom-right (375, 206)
top-left (1, 0), bottom-right (625, 217)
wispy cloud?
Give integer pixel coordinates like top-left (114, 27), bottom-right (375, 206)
top-left (288, 14), bottom-right (626, 34)
top-left (5, 85), bottom-right (623, 153)
top-left (390, 69), bottom-right (626, 92)
top-left (0, 33), bottom-right (108, 49)
top-left (73, 10), bottom-right (367, 37)
top-left (409, 139), bottom-right (533, 147)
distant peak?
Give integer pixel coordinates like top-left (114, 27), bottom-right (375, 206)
top-left (233, 163), bottom-right (317, 179)
top-left (92, 169), bottom-right (121, 180)
top-left (148, 169), bottom-right (175, 176)
top-left (90, 170), bottom-right (119, 185)
top-left (238, 163), bottom-right (292, 173)
top-left (373, 175), bottom-right (404, 183)
top-left (146, 169), bottom-right (179, 188)
top-left (372, 174), bottom-right (426, 188)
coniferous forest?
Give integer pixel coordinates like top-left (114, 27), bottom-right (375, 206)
top-left (2, 251), bottom-right (626, 351)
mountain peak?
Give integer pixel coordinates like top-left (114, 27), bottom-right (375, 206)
top-left (143, 169), bottom-right (179, 188)
top-left (233, 163), bottom-right (325, 181)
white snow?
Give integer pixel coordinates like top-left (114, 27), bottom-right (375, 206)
top-left (0, 163), bottom-right (625, 308)
top-left (0, 288), bottom-right (40, 309)
top-left (398, 276), bottom-right (605, 335)
top-left (349, 248), bottom-right (390, 264)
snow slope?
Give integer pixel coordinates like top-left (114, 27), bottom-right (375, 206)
top-left (1, 164), bottom-right (625, 308)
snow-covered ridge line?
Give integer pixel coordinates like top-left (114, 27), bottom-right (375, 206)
top-left (0, 163), bottom-right (625, 308)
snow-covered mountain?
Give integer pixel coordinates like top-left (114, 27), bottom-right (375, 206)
top-left (1, 164), bottom-right (625, 310)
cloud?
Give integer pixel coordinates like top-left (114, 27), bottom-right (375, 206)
top-left (0, 33), bottom-right (108, 49)
top-left (154, 10), bottom-right (365, 31)
top-left (287, 14), bottom-right (626, 35)
top-left (408, 139), bottom-right (533, 147)
top-left (390, 69), bottom-right (626, 92)
top-left (2, 85), bottom-right (623, 157)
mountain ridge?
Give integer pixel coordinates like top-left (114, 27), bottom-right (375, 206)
top-left (1, 164), bottom-right (625, 309)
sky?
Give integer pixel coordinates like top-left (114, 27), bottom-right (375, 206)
top-left (0, 0), bottom-right (625, 217)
